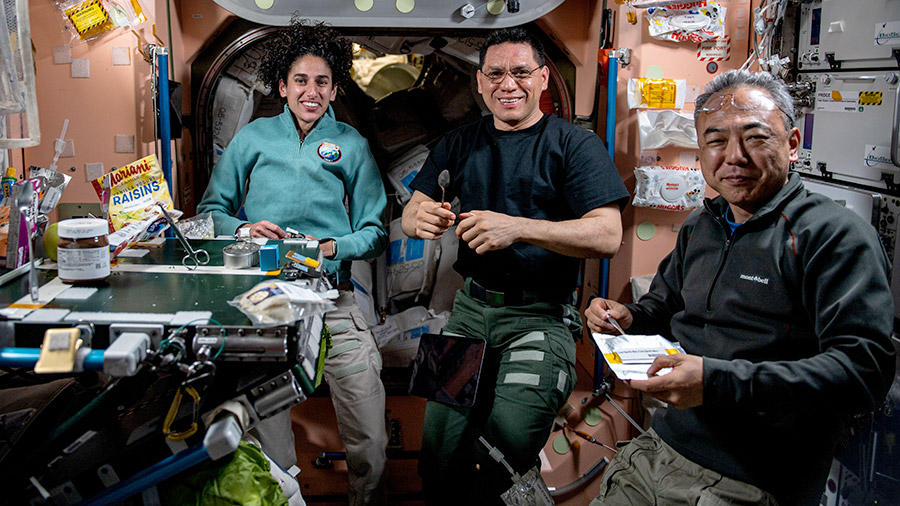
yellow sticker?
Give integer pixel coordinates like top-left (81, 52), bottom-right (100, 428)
top-left (831, 90), bottom-right (843, 101)
top-left (859, 91), bottom-right (883, 106)
top-left (65, 0), bottom-right (112, 40)
top-left (637, 78), bottom-right (677, 108)
top-left (603, 352), bottom-right (623, 364)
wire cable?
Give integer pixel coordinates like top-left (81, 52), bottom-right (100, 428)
top-left (605, 392), bottom-right (645, 435)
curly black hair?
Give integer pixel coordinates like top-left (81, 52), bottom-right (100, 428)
top-left (257, 18), bottom-right (352, 93)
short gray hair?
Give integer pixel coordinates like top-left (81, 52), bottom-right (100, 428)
top-left (694, 70), bottom-right (795, 132)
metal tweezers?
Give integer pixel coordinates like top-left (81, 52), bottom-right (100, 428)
top-left (607, 314), bottom-right (627, 336)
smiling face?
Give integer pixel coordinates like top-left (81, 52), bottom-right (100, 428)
top-left (477, 42), bottom-right (549, 131)
top-left (697, 86), bottom-right (801, 223)
top-left (279, 54), bottom-right (338, 137)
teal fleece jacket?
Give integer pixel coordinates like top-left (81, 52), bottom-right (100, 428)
top-left (197, 105), bottom-right (387, 277)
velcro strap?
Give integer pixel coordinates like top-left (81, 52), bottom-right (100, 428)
top-left (333, 361), bottom-right (367, 379)
top-left (328, 320), bottom-right (353, 335)
top-left (503, 372), bottom-right (540, 386)
top-left (327, 339), bottom-right (360, 358)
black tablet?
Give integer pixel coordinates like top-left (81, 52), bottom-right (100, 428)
top-left (408, 333), bottom-right (486, 407)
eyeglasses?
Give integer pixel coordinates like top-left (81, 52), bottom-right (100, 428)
top-left (698, 93), bottom-right (794, 127)
top-left (479, 66), bottom-right (542, 84)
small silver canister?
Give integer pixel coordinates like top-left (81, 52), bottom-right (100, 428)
top-left (223, 241), bottom-right (260, 269)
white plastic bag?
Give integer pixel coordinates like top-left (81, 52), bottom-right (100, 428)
top-left (386, 217), bottom-right (439, 302)
top-left (386, 144), bottom-right (429, 205)
top-left (632, 166), bottom-right (705, 211)
top-left (637, 110), bottom-right (698, 150)
top-left (372, 306), bottom-right (450, 367)
top-left (646, 0), bottom-right (726, 43)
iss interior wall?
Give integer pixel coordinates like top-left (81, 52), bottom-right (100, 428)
top-left (604, 0), bottom-right (752, 304)
top-left (13, 0), bottom-right (190, 217)
top-left (16, 0), bottom-right (754, 305)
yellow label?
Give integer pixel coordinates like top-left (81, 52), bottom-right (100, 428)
top-left (859, 91), bottom-right (883, 106)
top-left (665, 348), bottom-right (679, 355)
top-left (831, 90), bottom-right (843, 101)
top-left (65, 0), bottom-right (112, 39)
top-left (603, 352), bottom-right (623, 364)
top-left (638, 78), bottom-right (677, 109)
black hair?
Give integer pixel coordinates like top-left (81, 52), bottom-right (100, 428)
top-left (478, 27), bottom-right (546, 68)
top-left (257, 18), bottom-right (353, 93)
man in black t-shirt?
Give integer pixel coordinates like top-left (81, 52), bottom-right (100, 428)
top-left (401, 28), bottom-right (629, 505)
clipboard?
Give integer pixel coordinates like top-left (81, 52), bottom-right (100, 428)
top-left (408, 333), bottom-right (486, 407)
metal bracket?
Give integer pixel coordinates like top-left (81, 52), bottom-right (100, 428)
top-left (109, 324), bottom-right (165, 349)
top-left (882, 173), bottom-right (899, 193)
top-left (816, 161), bottom-right (832, 179)
top-left (608, 47), bottom-right (631, 68)
top-left (825, 52), bottom-right (841, 70)
top-left (193, 325), bottom-right (290, 362)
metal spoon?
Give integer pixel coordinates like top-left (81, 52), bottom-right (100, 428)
top-left (14, 184), bottom-right (38, 302)
top-left (438, 169), bottom-right (450, 206)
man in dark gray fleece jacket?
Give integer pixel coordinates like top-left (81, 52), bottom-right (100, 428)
top-left (586, 70), bottom-right (896, 506)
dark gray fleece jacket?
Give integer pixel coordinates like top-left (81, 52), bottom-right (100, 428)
top-left (628, 173), bottom-right (896, 506)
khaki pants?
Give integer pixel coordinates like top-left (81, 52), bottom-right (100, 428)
top-left (322, 290), bottom-right (388, 506)
top-left (253, 291), bottom-right (387, 506)
top-left (591, 429), bottom-right (780, 506)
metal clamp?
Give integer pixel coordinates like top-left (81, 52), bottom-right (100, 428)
top-left (157, 204), bottom-right (209, 269)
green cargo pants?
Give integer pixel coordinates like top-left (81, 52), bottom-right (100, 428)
top-left (418, 282), bottom-right (577, 506)
top-left (591, 429), bottom-right (780, 506)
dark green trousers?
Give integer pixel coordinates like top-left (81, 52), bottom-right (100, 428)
top-left (418, 283), bottom-right (577, 505)
top-left (591, 429), bottom-right (781, 506)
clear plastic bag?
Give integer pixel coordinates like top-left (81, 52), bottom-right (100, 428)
top-left (0, 1), bottom-right (25, 115)
top-left (175, 212), bottom-right (214, 240)
top-left (57, 0), bottom-right (147, 44)
top-left (229, 280), bottom-right (336, 326)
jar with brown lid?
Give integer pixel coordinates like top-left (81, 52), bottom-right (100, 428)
top-left (57, 218), bottom-right (110, 284)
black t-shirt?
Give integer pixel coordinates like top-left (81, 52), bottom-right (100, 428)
top-left (410, 114), bottom-right (629, 295)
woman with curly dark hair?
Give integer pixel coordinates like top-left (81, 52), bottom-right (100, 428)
top-left (197, 19), bottom-right (388, 506)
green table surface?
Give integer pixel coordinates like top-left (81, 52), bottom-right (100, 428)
top-left (1, 238), bottom-right (287, 344)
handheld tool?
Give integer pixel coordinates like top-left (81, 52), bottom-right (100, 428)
top-left (157, 204), bottom-right (209, 269)
top-left (607, 314), bottom-right (627, 336)
top-left (14, 183), bottom-right (38, 302)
